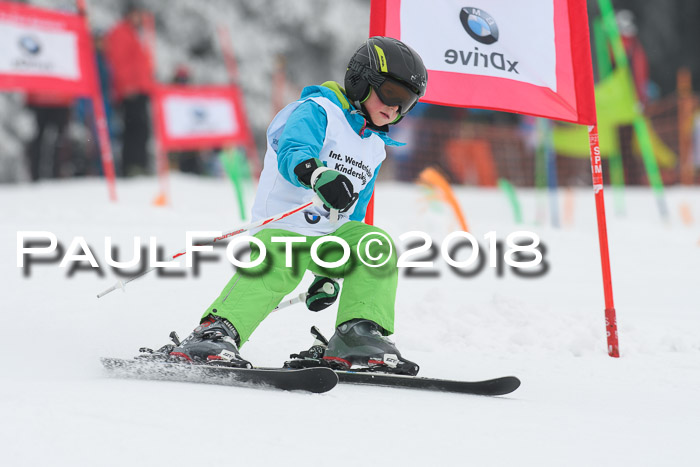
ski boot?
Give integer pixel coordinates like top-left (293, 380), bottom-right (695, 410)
top-left (286, 321), bottom-right (419, 376)
top-left (166, 315), bottom-right (252, 368)
top-left (324, 319), bottom-right (419, 375)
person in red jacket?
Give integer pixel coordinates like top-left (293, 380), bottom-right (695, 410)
top-left (104, 1), bottom-right (154, 176)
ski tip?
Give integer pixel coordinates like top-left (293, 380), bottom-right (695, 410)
top-left (299, 367), bottom-right (339, 393)
top-left (490, 376), bottom-right (521, 396)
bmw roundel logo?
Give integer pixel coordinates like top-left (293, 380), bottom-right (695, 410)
top-left (304, 212), bottom-right (321, 224)
top-left (460, 7), bottom-right (499, 45)
top-left (18, 35), bottom-right (42, 55)
top-left (192, 107), bottom-right (208, 121)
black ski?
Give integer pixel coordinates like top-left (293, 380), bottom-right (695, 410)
top-left (334, 371), bottom-right (520, 396)
top-left (101, 358), bottom-right (338, 394)
top-left (285, 326), bottom-right (520, 396)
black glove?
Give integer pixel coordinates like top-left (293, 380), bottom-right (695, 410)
top-left (294, 158), bottom-right (358, 212)
top-left (305, 276), bottom-right (340, 312)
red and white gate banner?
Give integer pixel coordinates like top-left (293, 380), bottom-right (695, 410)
top-left (0, 1), bottom-right (95, 95)
top-left (153, 85), bottom-right (252, 151)
top-left (370, 0), bottom-right (596, 124)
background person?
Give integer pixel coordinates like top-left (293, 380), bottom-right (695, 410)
top-left (104, 1), bottom-right (154, 176)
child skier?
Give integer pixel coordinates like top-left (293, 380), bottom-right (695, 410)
top-left (168, 37), bottom-right (428, 375)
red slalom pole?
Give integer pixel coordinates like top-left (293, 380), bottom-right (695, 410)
top-left (141, 12), bottom-right (171, 206)
top-left (77, 0), bottom-right (117, 201)
top-left (216, 25), bottom-right (261, 176)
top-left (588, 124), bottom-right (620, 357)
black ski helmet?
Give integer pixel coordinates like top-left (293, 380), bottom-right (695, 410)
top-left (344, 36), bottom-right (427, 122)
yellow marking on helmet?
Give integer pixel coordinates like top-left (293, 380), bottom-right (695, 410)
top-left (360, 87), bottom-right (372, 103)
top-left (374, 45), bottom-right (388, 73)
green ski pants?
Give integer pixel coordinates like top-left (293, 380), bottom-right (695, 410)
top-left (203, 221), bottom-right (398, 345)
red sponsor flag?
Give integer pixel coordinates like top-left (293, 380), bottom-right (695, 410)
top-left (153, 85), bottom-right (252, 151)
top-left (0, 0), bottom-right (117, 201)
top-left (370, 0), bottom-right (619, 357)
top-left (0, 1), bottom-right (96, 96)
top-left (370, 0), bottom-right (596, 124)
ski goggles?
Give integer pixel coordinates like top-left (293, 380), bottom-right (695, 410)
top-left (373, 77), bottom-right (420, 115)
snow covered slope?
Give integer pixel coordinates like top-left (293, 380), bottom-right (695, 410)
top-left (1, 175), bottom-right (699, 466)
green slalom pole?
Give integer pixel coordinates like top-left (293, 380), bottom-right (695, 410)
top-left (593, 15), bottom-right (626, 216)
top-left (598, 0), bottom-right (668, 220)
top-left (220, 148), bottom-right (250, 220)
top-left (593, 17), bottom-right (613, 80)
top-left (498, 178), bottom-right (522, 224)
top-left (631, 114), bottom-right (668, 218)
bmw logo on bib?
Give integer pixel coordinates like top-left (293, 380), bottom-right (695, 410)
top-left (304, 212), bottom-right (321, 224)
top-left (460, 7), bottom-right (499, 45)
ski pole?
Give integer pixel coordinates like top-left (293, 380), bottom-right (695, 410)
top-left (273, 292), bottom-right (308, 312)
top-left (272, 280), bottom-right (337, 312)
top-left (96, 197), bottom-right (322, 298)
